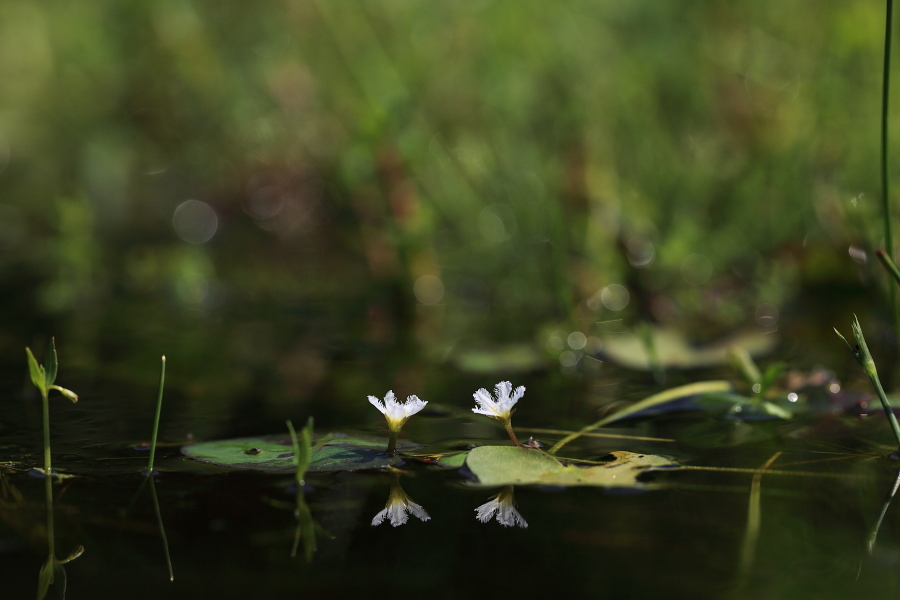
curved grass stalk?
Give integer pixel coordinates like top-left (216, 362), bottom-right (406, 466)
top-left (547, 380), bottom-right (731, 454)
top-left (883, 0), bottom-right (900, 343)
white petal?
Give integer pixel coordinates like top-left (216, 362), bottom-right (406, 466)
top-left (495, 381), bottom-right (512, 401)
top-left (388, 503), bottom-right (409, 527)
top-left (475, 500), bottom-right (500, 523)
top-left (473, 388), bottom-right (497, 413)
top-left (368, 396), bottom-right (386, 414)
top-left (511, 386), bottom-right (525, 404)
top-left (371, 507), bottom-right (389, 526)
top-left (497, 504), bottom-right (528, 528)
top-left (472, 407), bottom-right (499, 417)
top-left (404, 395), bottom-right (428, 418)
top-left (407, 501), bottom-right (431, 522)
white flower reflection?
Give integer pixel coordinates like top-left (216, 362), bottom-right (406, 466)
top-left (372, 475), bottom-right (431, 528)
top-left (475, 486), bottom-right (527, 529)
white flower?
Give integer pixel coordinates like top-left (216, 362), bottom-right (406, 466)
top-left (371, 483), bottom-right (431, 527)
top-left (472, 381), bottom-right (525, 423)
top-left (368, 390), bottom-right (427, 432)
top-left (475, 486), bottom-right (527, 528)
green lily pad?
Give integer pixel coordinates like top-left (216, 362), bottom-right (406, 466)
top-left (465, 446), bottom-right (677, 487)
top-left (435, 451), bottom-right (470, 468)
top-left (181, 433), bottom-right (421, 473)
top-left (600, 328), bottom-right (777, 370)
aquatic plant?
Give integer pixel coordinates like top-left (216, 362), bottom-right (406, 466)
top-left (472, 381), bottom-right (525, 446)
top-left (146, 356), bottom-right (166, 477)
top-left (368, 391), bottom-right (427, 453)
top-left (835, 315), bottom-right (900, 450)
top-left (371, 471), bottom-right (430, 527)
top-left (25, 338), bottom-right (82, 600)
top-left (285, 417), bottom-right (335, 559)
top-left (882, 0), bottom-right (899, 342)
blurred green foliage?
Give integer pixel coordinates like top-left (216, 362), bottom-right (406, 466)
top-left (0, 0), bottom-right (895, 431)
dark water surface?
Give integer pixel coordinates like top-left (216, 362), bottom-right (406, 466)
top-left (2, 329), bottom-right (900, 600)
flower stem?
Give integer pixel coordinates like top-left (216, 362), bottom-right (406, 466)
top-left (504, 422), bottom-right (521, 447)
top-left (386, 431), bottom-right (399, 454)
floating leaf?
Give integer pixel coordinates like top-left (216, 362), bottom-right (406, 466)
top-left (181, 433), bottom-right (421, 473)
top-left (465, 446), bottom-right (676, 487)
top-left (436, 451), bottom-right (469, 468)
top-left (600, 328), bottom-right (777, 370)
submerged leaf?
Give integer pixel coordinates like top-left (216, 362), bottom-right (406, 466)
top-left (181, 433), bottom-right (421, 472)
top-left (600, 328), bottom-right (777, 370)
top-left (466, 446), bottom-right (676, 487)
top-left (37, 557), bottom-right (53, 600)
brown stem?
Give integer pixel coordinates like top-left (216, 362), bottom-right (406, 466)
top-left (386, 431), bottom-right (399, 454)
top-left (504, 423), bottom-right (521, 447)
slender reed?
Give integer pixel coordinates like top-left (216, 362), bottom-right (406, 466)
top-left (147, 356), bottom-right (166, 475)
top-left (882, 0), bottom-right (900, 343)
top-left (836, 315), bottom-right (900, 450)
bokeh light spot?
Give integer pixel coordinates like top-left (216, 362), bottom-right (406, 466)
top-left (600, 284), bottom-right (630, 311)
top-left (626, 237), bottom-right (655, 267)
top-left (567, 331), bottom-right (587, 350)
top-left (173, 200), bottom-right (218, 244)
top-left (755, 303), bottom-right (779, 328)
top-left (559, 350), bottom-right (577, 367)
top-left (414, 275), bottom-right (444, 305)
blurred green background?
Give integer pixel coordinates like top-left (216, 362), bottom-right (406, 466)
top-left (0, 0), bottom-right (894, 436)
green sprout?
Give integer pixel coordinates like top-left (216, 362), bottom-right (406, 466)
top-left (835, 315), bottom-right (900, 451)
top-left (25, 338), bottom-right (81, 600)
top-left (285, 418), bottom-right (332, 560)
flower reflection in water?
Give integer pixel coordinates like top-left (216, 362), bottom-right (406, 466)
top-left (372, 473), bottom-right (430, 527)
top-left (475, 486), bottom-right (527, 528)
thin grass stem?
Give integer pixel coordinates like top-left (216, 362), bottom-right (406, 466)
top-left (147, 356), bottom-right (166, 475)
top-left (883, 0), bottom-right (900, 343)
top-left (877, 247), bottom-right (900, 287)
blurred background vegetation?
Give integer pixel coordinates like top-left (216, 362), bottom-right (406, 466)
top-left (0, 0), bottom-right (896, 438)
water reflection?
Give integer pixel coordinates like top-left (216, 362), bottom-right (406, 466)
top-left (130, 475), bottom-right (174, 582)
top-left (371, 472), bottom-right (430, 527)
top-left (867, 470), bottom-right (900, 555)
top-left (474, 486), bottom-right (527, 529)
top-left (35, 470), bottom-right (84, 600)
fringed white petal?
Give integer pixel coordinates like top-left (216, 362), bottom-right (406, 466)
top-left (407, 501), bottom-right (431, 522)
top-left (471, 381), bottom-right (524, 420)
top-left (368, 396), bottom-right (386, 414)
top-left (403, 395), bottom-right (428, 418)
top-left (371, 507), bottom-right (389, 526)
top-left (497, 504), bottom-right (528, 528)
top-left (475, 500), bottom-right (500, 523)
